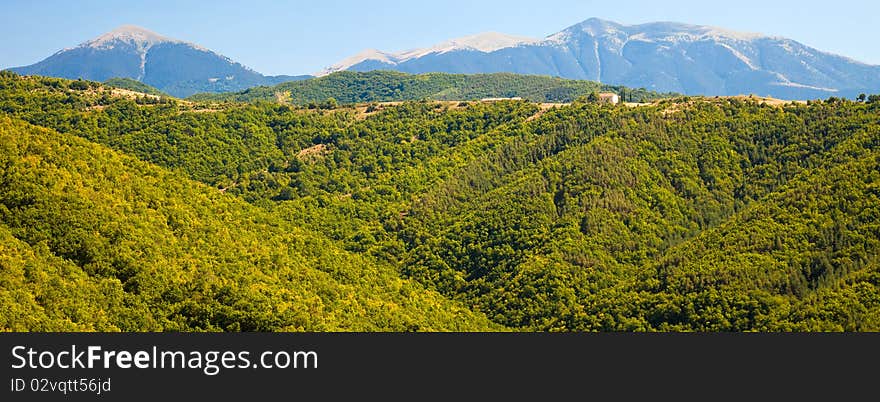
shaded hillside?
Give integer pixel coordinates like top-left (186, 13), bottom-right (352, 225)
top-left (395, 98), bottom-right (880, 330)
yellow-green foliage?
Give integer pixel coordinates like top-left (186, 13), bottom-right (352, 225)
top-left (2, 71), bottom-right (880, 332)
top-left (0, 117), bottom-right (495, 331)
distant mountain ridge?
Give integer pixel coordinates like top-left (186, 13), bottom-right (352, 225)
top-left (319, 32), bottom-right (540, 76)
top-left (325, 18), bottom-right (880, 99)
top-left (9, 25), bottom-right (310, 97)
top-left (10, 20), bottom-right (880, 100)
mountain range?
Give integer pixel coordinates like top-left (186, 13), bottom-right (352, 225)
top-left (324, 18), bottom-right (880, 99)
top-left (7, 19), bottom-right (880, 99)
top-left (8, 25), bottom-right (309, 98)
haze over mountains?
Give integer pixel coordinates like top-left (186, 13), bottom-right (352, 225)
top-left (8, 25), bottom-right (308, 97)
top-left (325, 18), bottom-right (880, 99)
top-left (7, 18), bottom-right (880, 99)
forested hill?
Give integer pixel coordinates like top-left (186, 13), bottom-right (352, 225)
top-left (103, 77), bottom-right (169, 97)
top-left (188, 70), bottom-right (674, 104)
top-left (0, 74), bottom-right (496, 331)
top-left (1, 71), bottom-right (879, 331)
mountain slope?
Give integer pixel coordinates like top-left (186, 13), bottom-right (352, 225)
top-left (3, 72), bottom-right (879, 332)
top-left (9, 25), bottom-right (310, 97)
top-left (393, 98), bottom-right (880, 330)
top-left (650, 127), bottom-right (880, 330)
top-left (0, 116), bottom-right (495, 331)
top-left (320, 32), bottom-right (541, 75)
top-left (327, 18), bottom-right (880, 99)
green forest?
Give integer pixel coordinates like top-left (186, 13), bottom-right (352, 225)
top-left (189, 70), bottom-right (673, 104)
top-left (1, 70), bottom-right (878, 331)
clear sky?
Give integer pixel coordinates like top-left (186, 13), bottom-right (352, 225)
top-left (1, 0), bottom-right (878, 76)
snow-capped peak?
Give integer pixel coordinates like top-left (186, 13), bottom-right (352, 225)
top-left (702, 26), bottom-right (768, 41)
top-left (317, 49), bottom-right (397, 76)
top-left (545, 19), bottom-right (771, 46)
top-left (72, 25), bottom-right (209, 81)
top-left (426, 32), bottom-right (539, 54)
top-left (317, 32), bottom-right (538, 76)
top-left (81, 25), bottom-right (179, 50)
top-left (394, 32), bottom-right (538, 61)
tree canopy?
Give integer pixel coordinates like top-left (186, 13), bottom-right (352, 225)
top-left (2, 71), bottom-right (879, 331)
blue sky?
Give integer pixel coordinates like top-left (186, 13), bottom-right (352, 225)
top-left (1, 0), bottom-right (878, 75)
